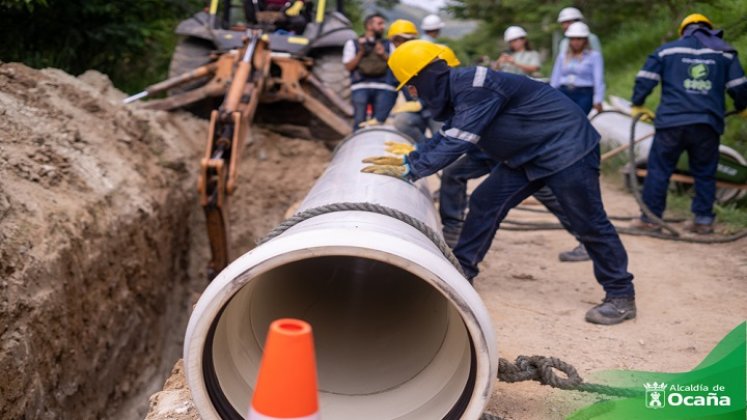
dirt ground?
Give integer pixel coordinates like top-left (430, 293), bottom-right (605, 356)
top-left (479, 180), bottom-right (747, 419)
top-left (0, 62), bottom-right (331, 419)
top-left (0, 62), bottom-right (207, 420)
top-left (146, 170), bottom-right (747, 419)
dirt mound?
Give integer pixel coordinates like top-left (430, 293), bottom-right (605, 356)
top-left (0, 62), bottom-right (331, 419)
top-left (0, 62), bottom-right (206, 419)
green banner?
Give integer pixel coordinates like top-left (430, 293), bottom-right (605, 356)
top-left (569, 322), bottom-right (746, 420)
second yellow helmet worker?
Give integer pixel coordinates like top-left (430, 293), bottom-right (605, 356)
top-left (388, 19), bottom-right (419, 39)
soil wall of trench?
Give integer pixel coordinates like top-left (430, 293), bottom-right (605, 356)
top-left (0, 62), bottom-right (331, 419)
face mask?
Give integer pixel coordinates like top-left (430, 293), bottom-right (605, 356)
top-left (410, 60), bottom-right (453, 121)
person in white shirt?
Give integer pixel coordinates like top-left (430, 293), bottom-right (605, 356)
top-left (342, 13), bottom-right (398, 129)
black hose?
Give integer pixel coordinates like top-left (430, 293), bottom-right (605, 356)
top-left (508, 109), bottom-right (747, 243)
top-left (513, 204), bottom-right (685, 223)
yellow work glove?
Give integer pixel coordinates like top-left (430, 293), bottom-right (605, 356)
top-left (384, 141), bottom-right (415, 155)
top-left (285, 0), bottom-right (304, 16)
top-left (358, 118), bottom-right (380, 128)
top-left (362, 155), bottom-right (405, 166)
top-left (740, 108), bottom-right (747, 119)
top-left (361, 164), bottom-right (408, 179)
top-left (631, 105), bottom-right (655, 122)
top-left (390, 100), bottom-right (423, 114)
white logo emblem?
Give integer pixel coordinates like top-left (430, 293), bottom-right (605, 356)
top-left (644, 382), bottom-right (667, 409)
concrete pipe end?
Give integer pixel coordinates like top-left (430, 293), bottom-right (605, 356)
top-left (185, 228), bottom-right (496, 420)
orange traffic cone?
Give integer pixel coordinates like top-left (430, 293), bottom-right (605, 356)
top-left (248, 318), bottom-right (320, 420)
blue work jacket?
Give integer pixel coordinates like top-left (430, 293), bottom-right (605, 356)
top-left (407, 67), bottom-right (600, 181)
top-left (631, 33), bottom-right (747, 134)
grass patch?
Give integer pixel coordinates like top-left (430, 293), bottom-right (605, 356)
top-left (601, 152), bottom-right (747, 231)
top-left (666, 190), bottom-right (747, 231)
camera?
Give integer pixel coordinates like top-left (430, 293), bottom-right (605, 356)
top-left (361, 32), bottom-right (383, 54)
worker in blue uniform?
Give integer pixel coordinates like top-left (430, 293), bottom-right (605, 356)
top-left (361, 40), bottom-right (636, 325)
top-left (630, 13), bottom-right (747, 234)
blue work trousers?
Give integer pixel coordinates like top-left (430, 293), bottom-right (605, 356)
top-left (559, 86), bottom-right (594, 115)
top-left (440, 153), bottom-right (496, 231)
top-left (439, 154), bottom-right (577, 237)
top-left (393, 111), bottom-right (443, 146)
top-left (454, 148), bottom-right (634, 297)
top-left (641, 124), bottom-right (720, 225)
top-left (351, 88), bottom-right (397, 130)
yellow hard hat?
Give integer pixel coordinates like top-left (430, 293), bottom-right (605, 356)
top-left (438, 45), bottom-right (461, 67)
top-left (388, 19), bottom-right (419, 39)
top-left (388, 40), bottom-right (446, 90)
top-left (679, 13), bottom-right (712, 34)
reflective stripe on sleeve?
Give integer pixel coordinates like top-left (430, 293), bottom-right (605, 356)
top-left (473, 66), bottom-right (487, 87)
top-left (350, 82), bottom-right (397, 91)
top-left (444, 128), bottom-right (481, 143)
top-left (726, 76), bottom-right (747, 89)
top-left (658, 47), bottom-right (733, 60)
top-left (636, 70), bottom-right (661, 81)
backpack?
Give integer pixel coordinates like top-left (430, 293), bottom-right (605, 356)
top-left (357, 42), bottom-right (388, 77)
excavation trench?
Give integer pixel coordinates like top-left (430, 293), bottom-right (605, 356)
top-left (0, 63), bottom-right (331, 419)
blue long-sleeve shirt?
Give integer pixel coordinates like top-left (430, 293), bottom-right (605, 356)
top-left (631, 31), bottom-right (747, 134)
top-left (406, 67), bottom-right (600, 181)
top-left (550, 49), bottom-right (606, 105)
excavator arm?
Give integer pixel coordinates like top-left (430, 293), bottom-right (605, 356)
top-left (125, 29), bottom-right (351, 280)
top-left (197, 31), bottom-right (270, 278)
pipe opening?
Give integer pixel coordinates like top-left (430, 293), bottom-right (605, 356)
top-left (204, 254), bottom-right (474, 419)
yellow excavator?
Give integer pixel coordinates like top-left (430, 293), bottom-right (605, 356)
top-left (125, 0), bottom-right (355, 278)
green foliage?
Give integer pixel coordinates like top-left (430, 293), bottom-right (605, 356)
top-left (342, 0), bottom-right (363, 33)
top-left (375, 0), bottom-right (399, 9)
top-left (666, 191), bottom-right (747, 230)
top-left (0, 0), bottom-right (365, 92)
top-left (0, 0), bottom-right (47, 11)
top-left (0, 0), bottom-right (202, 93)
top-left (448, 0), bottom-right (657, 56)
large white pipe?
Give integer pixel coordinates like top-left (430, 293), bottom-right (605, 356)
top-left (184, 127), bottom-right (497, 420)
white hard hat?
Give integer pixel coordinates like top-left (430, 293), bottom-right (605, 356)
top-left (557, 7), bottom-right (584, 23)
top-left (565, 21), bottom-right (590, 38)
top-left (421, 14), bottom-right (445, 31)
top-left (504, 26), bottom-right (528, 43)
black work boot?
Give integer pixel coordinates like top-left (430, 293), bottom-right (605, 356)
top-left (558, 243), bottom-right (590, 262)
top-left (585, 296), bottom-right (636, 325)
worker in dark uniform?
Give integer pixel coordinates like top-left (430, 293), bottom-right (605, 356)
top-left (362, 40), bottom-right (636, 325)
top-left (630, 13), bottom-right (747, 234)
